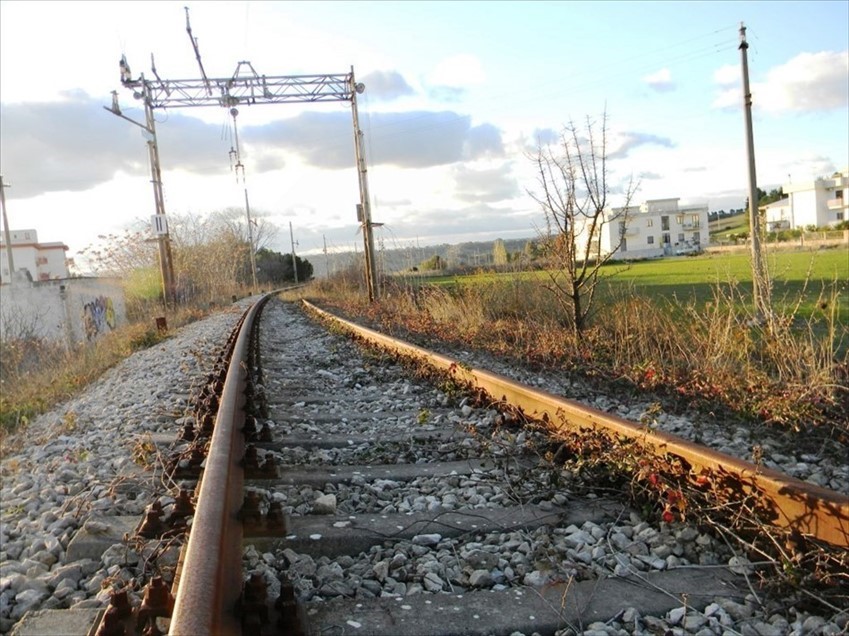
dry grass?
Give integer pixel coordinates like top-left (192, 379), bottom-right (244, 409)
top-left (0, 303), bottom-right (217, 443)
top-left (299, 269), bottom-right (849, 614)
top-left (304, 271), bottom-right (848, 438)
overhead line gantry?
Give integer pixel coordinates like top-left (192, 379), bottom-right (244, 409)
top-left (108, 8), bottom-right (380, 303)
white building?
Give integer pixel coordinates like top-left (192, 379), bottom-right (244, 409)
top-left (763, 198), bottom-right (793, 231)
top-left (765, 169), bottom-right (849, 230)
top-left (577, 198), bottom-right (709, 261)
top-left (0, 228), bottom-right (70, 284)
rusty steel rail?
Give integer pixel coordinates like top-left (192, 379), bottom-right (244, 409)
top-left (168, 297), bottom-right (269, 636)
top-left (303, 301), bottom-right (849, 548)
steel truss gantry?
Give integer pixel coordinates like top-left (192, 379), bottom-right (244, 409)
top-left (116, 59), bottom-right (380, 302)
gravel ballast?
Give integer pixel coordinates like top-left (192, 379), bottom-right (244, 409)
top-left (1, 297), bottom-right (845, 635)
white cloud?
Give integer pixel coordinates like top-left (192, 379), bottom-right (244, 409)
top-left (643, 68), bottom-right (675, 92)
top-left (427, 54), bottom-right (486, 89)
top-left (757, 50), bottom-right (849, 112)
top-left (713, 64), bottom-right (738, 87)
top-left (713, 50), bottom-right (849, 113)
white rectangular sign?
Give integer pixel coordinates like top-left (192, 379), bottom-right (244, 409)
top-left (151, 215), bottom-right (168, 236)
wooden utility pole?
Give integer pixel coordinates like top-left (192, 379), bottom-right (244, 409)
top-left (350, 68), bottom-right (379, 301)
top-left (0, 175), bottom-right (14, 281)
top-left (142, 81), bottom-right (177, 310)
top-left (739, 22), bottom-right (770, 321)
top-left (289, 221), bottom-right (298, 284)
top-left (323, 235), bottom-right (330, 279)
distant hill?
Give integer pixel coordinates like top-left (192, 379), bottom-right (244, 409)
top-left (307, 237), bottom-right (536, 279)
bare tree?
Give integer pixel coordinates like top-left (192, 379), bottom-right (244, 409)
top-left (79, 210), bottom-right (280, 306)
top-left (209, 207), bottom-right (279, 252)
top-left (168, 213), bottom-right (247, 303)
top-left (78, 228), bottom-right (158, 278)
top-left (528, 112), bottom-right (638, 334)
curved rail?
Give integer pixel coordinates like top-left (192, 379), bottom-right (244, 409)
top-left (303, 300), bottom-right (849, 548)
top-left (168, 296), bottom-right (269, 636)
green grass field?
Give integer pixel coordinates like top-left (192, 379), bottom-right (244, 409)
top-left (709, 212), bottom-right (749, 240)
top-left (421, 247), bottom-right (849, 321)
top-left (600, 248), bottom-right (847, 312)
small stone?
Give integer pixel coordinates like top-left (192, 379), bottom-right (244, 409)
top-left (746, 621), bottom-right (784, 636)
top-left (47, 564), bottom-right (83, 589)
top-left (360, 579), bottom-right (382, 595)
top-left (668, 606), bottom-right (686, 625)
top-left (468, 570), bottom-right (493, 587)
top-left (372, 560), bottom-right (390, 582)
top-left (522, 570), bottom-right (549, 587)
top-left (683, 614), bottom-right (707, 631)
top-left (422, 572), bottom-right (444, 592)
top-left (563, 530), bottom-right (594, 548)
top-left (11, 588), bottom-right (50, 621)
top-left (412, 534), bottom-right (441, 546)
top-left (728, 555), bottom-right (754, 574)
top-left (313, 494), bottom-right (337, 515)
top-left (405, 583), bottom-right (423, 596)
top-left (53, 578), bottom-right (78, 600)
top-left (802, 616), bottom-right (827, 632)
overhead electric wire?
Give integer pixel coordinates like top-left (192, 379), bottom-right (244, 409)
top-left (272, 25), bottom-right (741, 162)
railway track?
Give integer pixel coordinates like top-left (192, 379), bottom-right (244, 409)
top-left (88, 295), bottom-right (848, 636)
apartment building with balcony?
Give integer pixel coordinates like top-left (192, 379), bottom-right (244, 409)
top-left (0, 228), bottom-right (70, 284)
top-left (576, 198), bottom-right (709, 261)
top-left (764, 169), bottom-right (848, 230)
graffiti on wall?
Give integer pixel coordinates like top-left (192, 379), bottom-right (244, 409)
top-left (83, 296), bottom-right (116, 340)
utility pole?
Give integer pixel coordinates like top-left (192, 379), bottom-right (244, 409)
top-left (0, 176), bottom-right (14, 282)
top-left (143, 81), bottom-right (177, 311)
top-left (289, 221), bottom-right (298, 284)
top-left (105, 81), bottom-right (177, 310)
top-left (323, 235), bottom-right (330, 279)
top-left (350, 68), bottom-right (380, 301)
top-left (739, 22), bottom-right (769, 322)
top-left (228, 107), bottom-right (258, 293)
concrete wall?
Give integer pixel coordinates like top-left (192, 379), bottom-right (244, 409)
top-left (0, 278), bottom-right (126, 347)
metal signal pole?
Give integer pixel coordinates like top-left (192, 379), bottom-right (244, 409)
top-left (739, 22), bottom-right (769, 322)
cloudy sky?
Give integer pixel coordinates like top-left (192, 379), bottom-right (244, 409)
top-left (1, 1), bottom-right (847, 263)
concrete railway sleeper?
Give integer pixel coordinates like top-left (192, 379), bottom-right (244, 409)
top-left (53, 294), bottom-right (846, 636)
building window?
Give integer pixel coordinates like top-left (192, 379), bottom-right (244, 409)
top-left (619, 221), bottom-right (626, 237)
top-left (678, 233), bottom-right (685, 243)
top-left (36, 256), bottom-right (48, 265)
top-left (676, 215), bottom-right (684, 224)
top-left (621, 238), bottom-right (627, 252)
top-left (693, 232), bottom-right (701, 244)
top-left (647, 236), bottom-right (655, 245)
top-left (691, 214), bottom-right (700, 227)
top-left (661, 216), bottom-right (670, 231)
top-left (646, 219), bottom-right (653, 227)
